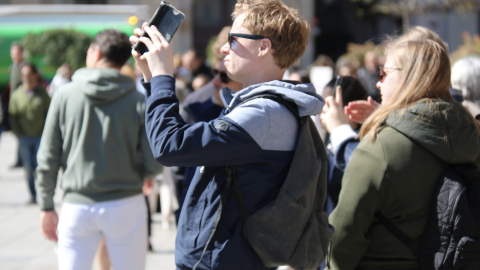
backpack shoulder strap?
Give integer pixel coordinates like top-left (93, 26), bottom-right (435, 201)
top-left (375, 211), bottom-right (414, 246)
top-left (228, 94), bottom-right (304, 226)
top-left (375, 211), bottom-right (421, 256)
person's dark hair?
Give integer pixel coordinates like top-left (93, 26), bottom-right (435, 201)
top-left (192, 49), bottom-right (204, 60)
top-left (91, 29), bottom-right (131, 67)
top-left (20, 62), bottom-right (38, 75)
top-left (326, 76), bottom-right (368, 105)
top-left (11, 42), bottom-right (24, 51)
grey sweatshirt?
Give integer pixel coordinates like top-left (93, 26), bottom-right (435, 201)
top-left (36, 68), bottom-right (162, 210)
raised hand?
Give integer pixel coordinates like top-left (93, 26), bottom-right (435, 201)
top-left (344, 96), bottom-right (380, 124)
top-left (133, 24), bottom-right (174, 80)
top-left (320, 86), bottom-right (350, 134)
top-left (130, 23), bottom-right (153, 82)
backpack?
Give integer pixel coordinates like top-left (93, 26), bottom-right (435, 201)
top-left (193, 94), bottom-right (333, 270)
top-left (376, 163), bottom-right (480, 270)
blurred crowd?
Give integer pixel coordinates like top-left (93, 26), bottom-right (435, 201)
top-left (2, 4), bottom-right (480, 269)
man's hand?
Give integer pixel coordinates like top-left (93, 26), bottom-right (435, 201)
top-left (131, 24), bottom-right (174, 80)
top-left (130, 23), bottom-right (153, 82)
top-left (40, 210), bottom-right (59, 242)
top-left (344, 97), bottom-right (380, 124)
top-left (320, 86), bottom-right (349, 134)
top-left (143, 179), bottom-right (154, 196)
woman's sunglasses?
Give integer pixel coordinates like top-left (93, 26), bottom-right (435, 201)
top-left (379, 66), bottom-right (402, 83)
top-left (213, 69), bottom-right (230, 84)
top-left (228, 33), bottom-right (268, 47)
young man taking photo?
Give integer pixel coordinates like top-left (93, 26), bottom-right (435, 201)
top-left (37, 29), bottom-right (162, 270)
top-left (130, 0), bottom-right (325, 269)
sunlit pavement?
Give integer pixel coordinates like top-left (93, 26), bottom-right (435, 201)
top-left (0, 131), bottom-right (177, 270)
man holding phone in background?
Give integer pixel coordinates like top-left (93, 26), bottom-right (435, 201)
top-left (36, 29), bottom-right (162, 270)
top-left (130, 0), bottom-right (325, 269)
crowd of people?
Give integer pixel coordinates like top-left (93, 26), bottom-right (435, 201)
top-left (2, 0), bottom-right (480, 269)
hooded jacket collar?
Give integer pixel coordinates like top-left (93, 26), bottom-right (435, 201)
top-left (386, 100), bottom-right (480, 164)
top-left (72, 68), bottom-right (136, 105)
top-left (220, 80), bottom-right (325, 117)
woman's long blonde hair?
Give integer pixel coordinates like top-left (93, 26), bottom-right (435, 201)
top-left (359, 39), bottom-right (453, 140)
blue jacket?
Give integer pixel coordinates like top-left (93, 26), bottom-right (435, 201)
top-left (324, 125), bottom-right (360, 215)
top-left (143, 76), bottom-right (324, 270)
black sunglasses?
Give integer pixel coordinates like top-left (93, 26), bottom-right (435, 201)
top-left (213, 69), bottom-right (230, 84)
top-left (228, 33), bottom-right (268, 47)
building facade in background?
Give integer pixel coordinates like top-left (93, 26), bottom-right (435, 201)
top-left (0, 0), bottom-right (479, 68)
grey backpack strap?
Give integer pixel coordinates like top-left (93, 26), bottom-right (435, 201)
top-left (228, 94), bottom-right (303, 226)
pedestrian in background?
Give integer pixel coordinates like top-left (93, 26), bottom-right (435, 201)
top-left (47, 63), bottom-right (72, 97)
top-left (329, 39), bottom-right (480, 270)
top-left (8, 63), bottom-right (50, 204)
top-left (8, 42), bottom-right (26, 168)
top-left (181, 49), bottom-right (213, 90)
top-left (36, 29), bottom-right (162, 270)
top-left (357, 51), bottom-right (381, 103)
top-left (319, 76), bottom-right (367, 215)
top-left (451, 56), bottom-right (480, 119)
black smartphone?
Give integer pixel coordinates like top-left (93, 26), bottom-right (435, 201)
top-left (132, 1), bottom-right (185, 55)
top-left (333, 75), bottom-right (343, 98)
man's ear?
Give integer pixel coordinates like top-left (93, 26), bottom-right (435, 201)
top-left (92, 46), bottom-right (103, 65)
top-left (258, 39), bottom-right (273, 57)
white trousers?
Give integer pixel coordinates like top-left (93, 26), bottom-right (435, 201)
top-left (57, 194), bottom-right (147, 270)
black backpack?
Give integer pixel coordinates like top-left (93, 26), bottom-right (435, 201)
top-left (193, 94), bottom-right (333, 270)
top-left (376, 163), bottom-right (480, 269)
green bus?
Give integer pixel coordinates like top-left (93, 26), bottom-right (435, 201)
top-left (0, 4), bottom-right (149, 89)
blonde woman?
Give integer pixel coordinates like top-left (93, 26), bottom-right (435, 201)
top-left (329, 40), bottom-right (480, 270)
top-left (345, 26), bottom-right (452, 123)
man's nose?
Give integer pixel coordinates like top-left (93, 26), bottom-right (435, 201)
top-left (376, 80), bottom-right (381, 90)
top-left (220, 42), bottom-right (230, 55)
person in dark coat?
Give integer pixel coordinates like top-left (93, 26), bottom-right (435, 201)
top-left (319, 76), bottom-right (367, 215)
top-left (130, 1), bottom-right (324, 269)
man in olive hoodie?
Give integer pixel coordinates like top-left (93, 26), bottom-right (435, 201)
top-left (36, 30), bottom-right (162, 270)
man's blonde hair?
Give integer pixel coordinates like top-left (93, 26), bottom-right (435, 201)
top-left (232, 0), bottom-right (311, 69)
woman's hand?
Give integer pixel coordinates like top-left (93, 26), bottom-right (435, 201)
top-left (130, 23), bottom-right (153, 82)
top-left (344, 97), bottom-right (380, 124)
top-left (320, 86), bottom-right (350, 134)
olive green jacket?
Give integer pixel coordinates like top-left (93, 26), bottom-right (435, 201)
top-left (9, 85), bottom-right (50, 137)
top-left (329, 100), bottom-right (480, 270)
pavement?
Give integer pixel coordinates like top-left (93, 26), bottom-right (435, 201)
top-left (0, 131), bottom-right (177, 270)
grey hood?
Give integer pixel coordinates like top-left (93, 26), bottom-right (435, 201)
top-left (386, 100), bottom-right (480, 164)
top-left (220, 80), bottom-right (325, 117)
top-left (72, 68), bottom-right (136, 105)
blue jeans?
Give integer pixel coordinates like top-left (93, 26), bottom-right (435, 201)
top-left (19, 136), bottom-right (41, 200)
